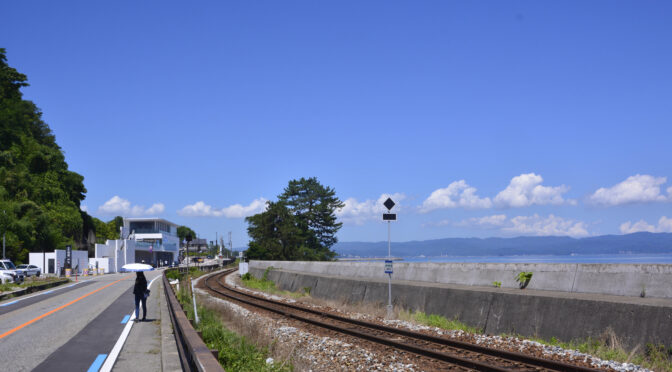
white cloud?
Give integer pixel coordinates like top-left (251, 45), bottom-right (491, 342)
top-left (589, 174), bottom-right (668, 206)
top-left (98, 196), bottom-right (165, 216)
top-left (457, 214), bottom-right (508, 228)
top-left (220, 198), bottom-right (268, 218)
top-left (620, 216), bottom-right (672, 234)
top-left (80, 205), bottom-right (88, 212)
top-left (447, 213), bottom-right (588, 237)
top-left (178, 198), bottom-right (268, 218)
top-left (421, 181), bottom-right (492, 212)
top-left (145, 203), bottom-right (165, 215)
top-left (494, 173), bottom-right (572, 207)
top-left (501, 214), bottom-right (589, 237)
top-left (336, 193), bottom-right (405, 225)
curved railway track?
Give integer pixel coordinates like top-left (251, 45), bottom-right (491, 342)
top-left (203, 269), bottom-right (603, 372)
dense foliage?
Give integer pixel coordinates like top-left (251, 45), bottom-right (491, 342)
top-left (92, 216), bottom-right (123, 243)
top-left (245, 177), bottom-right (344, 261)
top-left (0, 48), bottom-right (89, 262)
top-left (177, 225), bottom-right (197, 243)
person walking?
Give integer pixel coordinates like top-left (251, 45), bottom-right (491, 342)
top-left (133, 271), bottom-right (148, 321)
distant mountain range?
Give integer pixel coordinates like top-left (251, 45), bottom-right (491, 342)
top-left (333, 232), bottom-right (672, 257)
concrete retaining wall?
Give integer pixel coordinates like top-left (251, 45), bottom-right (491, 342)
top-left (250, 260), bottom-right (672, 298)
top-left (250, 267), bottom-right (672, 350)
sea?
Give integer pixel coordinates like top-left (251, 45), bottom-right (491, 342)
top-left (399, 253), bottom-right (672, 264)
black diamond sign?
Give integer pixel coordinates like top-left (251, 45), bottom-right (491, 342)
top-left (383, 198), bottom-right (395, 211)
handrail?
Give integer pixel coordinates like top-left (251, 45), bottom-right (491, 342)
top-left (163, 272), bottom-right (224, 372)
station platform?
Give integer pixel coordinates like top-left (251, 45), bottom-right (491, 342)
top-left (112, 274), bottom-right (182, 372)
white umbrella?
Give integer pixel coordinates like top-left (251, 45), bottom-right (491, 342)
top-left (121, 263), bottom-right (155, 272)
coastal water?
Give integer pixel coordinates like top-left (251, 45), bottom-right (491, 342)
top-left (400, 253), bottom-right (672, 264)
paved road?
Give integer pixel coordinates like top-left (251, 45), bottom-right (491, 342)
top-left (0, 270), bottom-right (162, 371)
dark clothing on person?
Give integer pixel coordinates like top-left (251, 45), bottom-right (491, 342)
top-left (133, 272), bottom-right (148, 295)
top-left (133, 272), bottom-right (148, 321)
top-left (135, 294), bottom-right (147, 321)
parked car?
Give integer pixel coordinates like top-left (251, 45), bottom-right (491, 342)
top-left (16, 264), bottom-right (41, 277)
top-left (1, 271), bottom-right (15, 284)
top-left (0, 259), bottom-right (25, 284)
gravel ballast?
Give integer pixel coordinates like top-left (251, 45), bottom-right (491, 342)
top-left (192, 272), bottom-right (651, 372)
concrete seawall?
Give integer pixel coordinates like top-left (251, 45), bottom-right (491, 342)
top-left (249, 261), bottom-right (672, 349)
top-left (250, 260), bottom-right (672, 298)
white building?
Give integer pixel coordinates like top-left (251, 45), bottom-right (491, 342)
top-left (29, 250), bottom-right (89, 275)
top-left (94, 217), bottom-right (180, 273)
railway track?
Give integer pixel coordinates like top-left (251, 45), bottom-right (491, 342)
top-left (202, 269), bottom-right (603, 372)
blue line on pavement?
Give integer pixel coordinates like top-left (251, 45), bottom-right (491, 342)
top-left (0, 300), bottom-right (18, 307)
top-left (87, 354), bottom-right (107, 372)
top-left (121, 315), bottom-right (130, 324)
top-left (42, 290), bottom-right (54, 294)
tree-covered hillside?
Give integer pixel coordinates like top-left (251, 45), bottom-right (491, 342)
top-left (0, 48), bottom-right (91, 262)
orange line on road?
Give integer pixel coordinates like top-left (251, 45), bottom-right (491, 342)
top-left (0, 276), bottom-right (131, 339)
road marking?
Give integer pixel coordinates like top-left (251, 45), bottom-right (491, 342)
top-left (120, 315), bottom-right (130, 324)
top-left (87, 354), bottom-right (108, 372)
top-left (100, 275), bottom-right (160, 372)
top-left (0, 276), bottom-right (130, 340)
top-left (0, 300), bottom-right (18, 307)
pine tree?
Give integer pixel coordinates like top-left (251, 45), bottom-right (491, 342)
top-left (245, 177), bottom-right (344, 261)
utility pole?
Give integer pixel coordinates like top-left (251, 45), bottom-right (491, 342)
top-left (2, 210), bottom-right (5, 259)
top-left (228, 232), bottom-right (232, 258)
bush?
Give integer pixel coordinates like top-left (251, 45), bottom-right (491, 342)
top-left (166, 270), bottom-right (182, 280)
top-left (515, 272), bottom-right (533, 289)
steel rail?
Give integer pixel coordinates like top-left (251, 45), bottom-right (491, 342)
top-left (206, 270), bottom-right (600, 372)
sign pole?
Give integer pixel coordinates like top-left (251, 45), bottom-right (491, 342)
top-left (382, 197), bottom-right (396, 319)
top-left (387, 220), bottom-right (392, 318)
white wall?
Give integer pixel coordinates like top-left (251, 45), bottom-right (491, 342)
top-left (94, 239), bottom-right (139, 273)
top-left (29, 252), bottom-right (55, 274)
top-left (250, 260), bottom-right (672, 299)
top-left (89, 258), bottom-right (110, 274)
top-left (29, 250), bottom-right (89, 275)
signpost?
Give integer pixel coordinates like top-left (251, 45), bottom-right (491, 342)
top-left (65, 245), bottom-right (72, 269)
top-left (384, 260), bottom-right (393, 274)
top-left (383, 197), bottom-right (396, 318)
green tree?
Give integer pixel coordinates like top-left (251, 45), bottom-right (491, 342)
top-left (246, 201), bottom-right (305, 260)
top-left (0, 48), bottom-right (89, 262)
top-left (92, 216), bottom-right (123, 242)
top-left (245, 177), bottom-right (344, 261)
top-left (177, 225), bottom-right (197, 242)
top-left (278, 177), bottom-right (344, 260)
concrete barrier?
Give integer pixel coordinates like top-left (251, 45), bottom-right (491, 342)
top-left (250, 260), bottom-right (672, 298)
top-left (250, 267), bottom-right (672, 350)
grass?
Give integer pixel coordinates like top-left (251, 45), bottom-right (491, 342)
top-left (176, 278), bottom-right (292, 371)
top-left (505, 330), bottom-right (672, 372)
top-left (165, 267), bottom-right (206, 281)
top-left (398, 310), bottom-right (482, 334)
top-left (1, 276), bottom-right (66, 293)
top-left (241, 270), bottom-right (309, 299)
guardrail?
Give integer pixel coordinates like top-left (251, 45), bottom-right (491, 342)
top-left (163, 271), bottom-right (224, 372)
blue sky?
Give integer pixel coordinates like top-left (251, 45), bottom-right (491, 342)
top-left (2, 1), bottom-right (671, 246)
